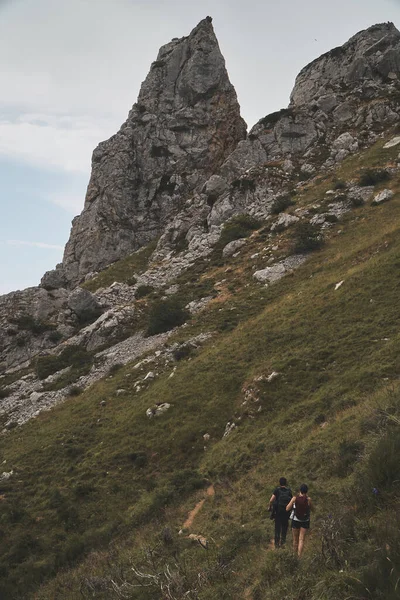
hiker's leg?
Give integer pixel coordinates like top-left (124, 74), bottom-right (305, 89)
top-left (281, 517), bottom-right (289, 546)
top-left (274, 515), bottom-right (282, 548)
top-left (298, 527), bottom-right (307, 557)
top-left (292, 527), bottom-right (299, 553)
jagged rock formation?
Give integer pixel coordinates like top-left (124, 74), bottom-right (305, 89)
top-left (60, 17), bottom-right (246, 286)
top-left (2, 19), bottom-right (400, 424)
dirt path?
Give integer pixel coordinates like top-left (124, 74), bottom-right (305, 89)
top-left (182, 484), bottom-right (215, 529)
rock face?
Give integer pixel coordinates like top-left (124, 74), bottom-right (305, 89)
top-left (290, 23), bottom-right (400, 107)
top-left (61, 17), bottom-right (246, 286)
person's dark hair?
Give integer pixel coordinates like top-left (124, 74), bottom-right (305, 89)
top-left (279, 477), bottom-right (287, 486)
top-left (300, 483), bottom-right (308, 494)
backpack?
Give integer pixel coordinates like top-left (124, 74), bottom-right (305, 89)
top-left (275, 487), bottom-right (292, 513)
top-left (295, 495), bottom-right (309, 520)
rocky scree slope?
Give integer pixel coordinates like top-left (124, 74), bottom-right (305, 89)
top-left (2, 20), bottom-right (400, 427)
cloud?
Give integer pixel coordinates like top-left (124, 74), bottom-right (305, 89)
top-left (0, 112), bottom-right (117, 174)
top-left (5, 240), bottom-right (64, 250)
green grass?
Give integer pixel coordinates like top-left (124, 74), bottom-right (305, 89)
top-left (1, 136), bottom-right (400, 598)
top-left (82, 240), bottom-right (158, 292)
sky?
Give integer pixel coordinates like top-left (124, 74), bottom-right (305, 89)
top-left (1, 0), bottom-right (400, 295)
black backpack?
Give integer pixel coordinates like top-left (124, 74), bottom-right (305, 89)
top-left (275, 487), bottom-right (292, 513)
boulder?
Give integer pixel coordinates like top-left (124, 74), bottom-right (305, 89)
top-left (40, 265), bottom-right (67, 290)
top-left (222, 239), bottom-right (246, 257)
top-left (270, 213), bottom-right (299, 231)
top-left (372, 189), bottom-right (394, 204)
top-left (67, 288), bottom-right (102, 322)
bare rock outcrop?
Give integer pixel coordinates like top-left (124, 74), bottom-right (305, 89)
top-left (60, 17), bottom-right (246, 286)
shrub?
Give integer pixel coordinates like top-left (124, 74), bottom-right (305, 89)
top-left (219, 214), bottom-right (261, 248)
top-left (146, 297), bottom-right (190, 336)
top-left (333, 180), bottom-right (347, 190)
top-left (259, 107), bottom-right (293, 127)
top-left (359, 168), bottom-right (391, 187)
top-left (172, 344), bottom-right (195, 361)
top-left (232, 179), bottom-right (256, 192)
top-left (292, 222), bottom-right (324, 253)
top-left (10, 315), bottom-right (56, 335)
top-left (324, 214), bottom-right (339, 224)
top-left (129, 452), bottom-right (148, 468)
top-left (0, 388), bottom-right (10, 399)
top-left (48, 330), bottom-right (63, 344)
top-left (108, 363), bottom-right (123, 376)
top-left (135, 285), bottom-right (154, 299)
top-left (270, 194), bottom-right (295, 215)
top-left (34, 345), bottom-right (92, 380)
top-left (67, 386), bottom-right (83, 397)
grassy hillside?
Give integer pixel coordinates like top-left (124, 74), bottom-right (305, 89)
top-left (1, 139), bottom-right (400, 599)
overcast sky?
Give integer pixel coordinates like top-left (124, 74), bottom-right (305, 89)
top-left (1, 0), bottom-right (400, 295)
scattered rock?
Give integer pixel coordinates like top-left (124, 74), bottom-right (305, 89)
top-left (0, 470), bottom-right (13, 481)
top-left (188, 534), bottom-right (208, 548)
top-left (222, 239), bottom-right (246, 257)
top-left (253, 255), bottom-right (306, 284)
top-left (146, 403), bottom-right (171, 418)
top-left (383, 136), bottom-right (400, 148)
top-left (270, 213), bottom-right (299, 231)
top-left (335, 280), bottom-right (345, 290)
top-left (267, 371), bottom-right (280, 382)
top-left (372, 189), bottom-right (394, 205)
top-left (223, 422), bottom-right (236, 438)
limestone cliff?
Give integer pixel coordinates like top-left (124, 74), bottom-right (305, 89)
top-left (61, 17), bottom-right (246, 286)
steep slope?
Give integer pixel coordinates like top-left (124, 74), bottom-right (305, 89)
top-left (1, 20), bottom-right (400, 600)
top-left (60, 17), bottom-right (246, 286)
top-left (0, 133), bottom-right (400, 599)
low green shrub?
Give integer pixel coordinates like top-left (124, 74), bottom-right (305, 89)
top-left (135, 285), bottom-right (154, 299)
top-left (232, 179), bottom-right (256, 192)
top-left (34, 345), bottom-right (93, 380)
top-left (218, 214), bottom-right (261, 248)
top-left (10, 315), bottom-right (56, 335)
top-left (0, 388), bottom-right (10, 399)
top-left (333, 180), bottom-right (347, 190)
top-left (359, 168), bottom-right (391, 187)
top-left (270, 194), bottom-right (295, 215)
top-left (146, 297), bottom-right (190, 336)
top-left (292, 222), bottom-right (324, 253)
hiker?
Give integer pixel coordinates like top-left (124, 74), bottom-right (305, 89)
top-left (268, 477), bottom-right (292, 548)
top-left (286, 483), bottom-right (312, 557)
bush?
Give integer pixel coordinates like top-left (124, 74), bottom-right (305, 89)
top-left (292, 222), bottom-right (324, 253)
top-left (146, 297), bottom-right (190, 336)
top-left (67, 386), bottom-right (83, 397)
top-left (34, 345), bottom-right (93, 380)
top-left (48, 330), bottom-right (63, 344)
top-left (219, 214), bottom-right (261, 248)
top-left (259, 108), bottom-right (293, 127)
top-left (10, 315), bottom-right (56, 335)
top-left (172, 344), bottom-right (195, 361)
top-left (232, 179), bottom-right (256, 192)
top-left (0, 388), bottom-right (10, 399)
top-left (359, 169), bottom-right (391, 187)
top-left (135, 285), bottom-right (154, 299)
top-left (333, 180), bottom-right (347, 190)
top-left (270, 194), bottom-right (295, 215)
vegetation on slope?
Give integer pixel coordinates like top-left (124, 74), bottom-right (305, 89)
top-left (0, 138), bottom-right (400, 598)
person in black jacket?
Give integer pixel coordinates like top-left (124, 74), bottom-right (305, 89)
top-left (268, 477), bottom-right (292, 548)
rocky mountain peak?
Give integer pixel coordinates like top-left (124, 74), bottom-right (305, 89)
top-left (60, 17), bottom-right (246, 286)
top-left (290, 22), bottom-right (400, 107)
